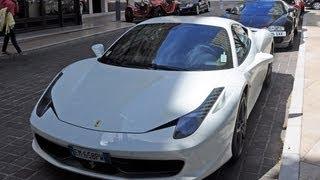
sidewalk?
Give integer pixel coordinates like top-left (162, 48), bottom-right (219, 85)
top-left (299, 10), bottom-right (320, 180)
top-left (0, 12), bottom-right (133, 58)
top-left (279, 10), bottom-right (320, 180)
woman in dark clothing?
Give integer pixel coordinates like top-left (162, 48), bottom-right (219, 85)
top-left (0, 0), bottom-right (22, 55)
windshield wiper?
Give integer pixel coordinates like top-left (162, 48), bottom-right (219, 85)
top-left (151, 63), bottom-right (190, 71)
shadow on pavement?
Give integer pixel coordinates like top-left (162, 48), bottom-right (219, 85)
top-left (206, 72), bottom-right (294, 180)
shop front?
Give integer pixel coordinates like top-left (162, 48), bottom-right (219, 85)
top-left (80, 0), bottom-right (127, 15)
top-left (15, 0), bottom-right (81, 32)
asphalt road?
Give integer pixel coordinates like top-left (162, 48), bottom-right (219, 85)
top-left (0, 10), bottom-right (301, 180)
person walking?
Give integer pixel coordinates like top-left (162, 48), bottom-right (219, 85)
top-left (0, 0), bottom-right (22, 55)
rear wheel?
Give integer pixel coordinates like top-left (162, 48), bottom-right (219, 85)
top-left (294, 26), bottom-right (298, 35)
top-left (313, 2), bottom-right (320, 10)
top-left (263, 63), bottom-right (273, 88)
top-left (125, 9), bottom-right (134, 22)
top-left (287, 37), bottom-right (294, 49)
top-left (231, 93), bottom-right (247, 161)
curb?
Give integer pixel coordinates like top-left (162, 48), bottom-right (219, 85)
top-left (82, 11), bottom-right (125, 19)
top-left (278, 15), bottom-right (308, 180)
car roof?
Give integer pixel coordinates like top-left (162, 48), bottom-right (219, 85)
top-left (139, 16), bottom-right (239, 29)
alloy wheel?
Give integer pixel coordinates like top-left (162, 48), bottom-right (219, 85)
top-left (231, 94), bottom-right (247, 160)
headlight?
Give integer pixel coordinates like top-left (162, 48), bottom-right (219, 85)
top-left (173, 87), bottom-right (225, 139)
top-left (268, 26), bottom-right (285, 31)
top-left (36, 72), bottom-right (63, 117)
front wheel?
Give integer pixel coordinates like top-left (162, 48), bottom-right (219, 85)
top-left (231, 93), bottom-right (247, 161)
top-left (313, 2), bottom-right (320, 10)
top-left (287, 36), bottom-right (294, 49)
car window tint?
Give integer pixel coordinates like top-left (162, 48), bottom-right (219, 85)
top-left (232, 24), bottom-right (251, 65)
top-left (100, 23), bottom-right (233, 71)
top-left (240, 1), bottom-right (286, 16)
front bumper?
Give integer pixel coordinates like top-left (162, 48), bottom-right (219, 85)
top-left (31, 100), bottom-right (237, 179)
top-left (30, 91), bottom-right (240, 179)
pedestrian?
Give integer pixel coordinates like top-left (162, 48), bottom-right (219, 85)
top-left (0, 0), bottom-right (22, 55)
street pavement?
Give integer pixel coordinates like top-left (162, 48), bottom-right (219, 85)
top-left (0, 4), bottom-right (302, 180)
top-left (299, 10), bottom-right (320, 180)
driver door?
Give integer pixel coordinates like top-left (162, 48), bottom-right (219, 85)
top-left (232, 24), bottom-right (262, 112)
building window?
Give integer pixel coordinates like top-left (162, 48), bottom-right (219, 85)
top-left (62, 0), bottom-right (75, 14)
top-left (43, 0), bottom-right (59, 15)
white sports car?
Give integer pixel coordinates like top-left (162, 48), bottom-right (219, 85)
top-left (30, 16), bottom-right (274, 179)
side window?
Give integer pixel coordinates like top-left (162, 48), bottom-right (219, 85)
top-left (232, 24), bottom-right (251, 65)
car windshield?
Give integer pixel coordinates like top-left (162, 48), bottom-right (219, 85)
top-left (99, 23), bottom-right (233, 71)
top-left (239, 1), bottom-right (286, 16)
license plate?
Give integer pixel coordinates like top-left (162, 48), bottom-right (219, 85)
top-left (69, 146), bottom-right (111, 163)
top-left (271, 31), bottom-right (286, 37)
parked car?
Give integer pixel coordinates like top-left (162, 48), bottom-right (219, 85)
top-left (225, 0), bottom-right (299, 48)
top-left (179, 0), bottom-right (210, 15)
top-left (125, 0), bottom-right (179, 22)
top-left (30, 16), bottom-right (274, 179)
top-left (304, 0), bottom-right (320, 10)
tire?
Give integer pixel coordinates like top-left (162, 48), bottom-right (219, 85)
top-left (125, 9), bottom-right (134, 22)
top-left (287, 37), bottom-right (294, 49)
top-left (263, 63), bottom-right (273, 88)
top-left (231, 93), bottom-right (247, 161)
top-left (312, 2), bottom-right (320, 10)
top-left (294, 26), bottom-right (298, 35)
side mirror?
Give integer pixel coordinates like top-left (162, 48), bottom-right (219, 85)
top-left (91, 44), bottom-right (105, 58)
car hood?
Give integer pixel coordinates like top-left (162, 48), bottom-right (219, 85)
top-left (51, 59), bottom-right (233, 133)
top-left (226, 14), bottom-right (283, 28)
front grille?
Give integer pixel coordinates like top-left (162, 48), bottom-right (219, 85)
top-left (35, 134), bottom-right (184, 178)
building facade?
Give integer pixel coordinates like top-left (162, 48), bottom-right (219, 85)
top-left (14, 0), bottom-right (128, 32)
top-left (80, 0), bottom-right (127, 15)
top-left (15, 0), bottom-right (81, 32)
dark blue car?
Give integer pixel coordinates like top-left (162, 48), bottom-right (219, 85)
top-left (224, 0), bottom-right (299, 49)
